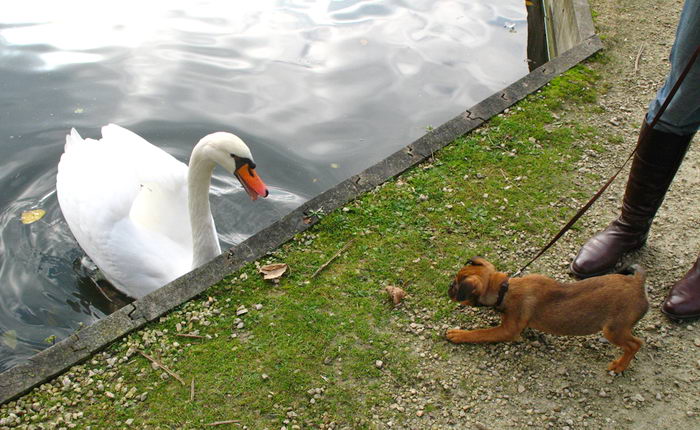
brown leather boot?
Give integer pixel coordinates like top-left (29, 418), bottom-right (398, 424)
top-left (570, 121), bottom-right (694, 278)
top-left (662, 257), bottom-right (700, 320)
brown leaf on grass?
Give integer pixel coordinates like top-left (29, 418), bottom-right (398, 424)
top-left (385, 286), bottom-right (406, 305)
top-left (259, 263), bottom-right (288, 280)
top-left (21, 209), bottom-right (46, 224)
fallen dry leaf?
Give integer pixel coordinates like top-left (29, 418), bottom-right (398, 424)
top-left (259, 263), bottom-right (288, 281)
top-left (21, 209), bottom-right (46, 224)
top-left (385, 286), bottom-right (406, 305)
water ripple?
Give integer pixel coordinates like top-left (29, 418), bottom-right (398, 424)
top-left (0, 0), bottom-right (529, 371)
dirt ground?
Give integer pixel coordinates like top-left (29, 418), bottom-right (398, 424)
top-left (374, 0), bottom-right (700, 428)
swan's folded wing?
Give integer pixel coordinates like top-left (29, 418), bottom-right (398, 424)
top-left (56, 125), bottom-right (190, 293)
top-left (99, 124), bottom-right (185, 186)
top-left (100, 124), bottom-right (192, 245)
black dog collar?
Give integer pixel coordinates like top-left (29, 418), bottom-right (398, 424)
top-left (494, 280), bottom-right (509, 308)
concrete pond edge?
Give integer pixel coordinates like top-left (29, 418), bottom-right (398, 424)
top-left (0, 5), bottom-right (602, 405)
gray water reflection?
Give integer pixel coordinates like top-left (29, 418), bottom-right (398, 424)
top-left (0, 0), bottom-right (529, 371)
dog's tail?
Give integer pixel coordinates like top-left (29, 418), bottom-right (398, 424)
top-left (619, 264), bottom-right (649, 317)
top-left (618, 264), bottom-right (646, 282)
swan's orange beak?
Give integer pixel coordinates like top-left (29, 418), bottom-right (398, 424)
top-left (235, 164), bottom-right (269, 201)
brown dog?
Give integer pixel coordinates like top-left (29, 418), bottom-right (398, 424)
top-left (446, 257), bottom-right (649, 373)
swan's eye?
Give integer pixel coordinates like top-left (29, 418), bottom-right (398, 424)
top-left (231, 155), bottom-right (255, 171)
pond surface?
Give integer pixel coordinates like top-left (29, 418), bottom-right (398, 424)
top-left (0, 0), bottom-right (531, 371)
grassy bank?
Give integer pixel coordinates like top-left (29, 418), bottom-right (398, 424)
top-left (1, 60), bottom-right (611, 429)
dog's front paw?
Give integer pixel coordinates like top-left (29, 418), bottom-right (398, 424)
top-left (607, 359), bottom-right (628, 374)
top-left (446, 329), bottom-right (469, 344)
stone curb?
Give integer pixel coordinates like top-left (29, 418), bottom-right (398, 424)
top-left (0, 5), bottom-right (602, 405)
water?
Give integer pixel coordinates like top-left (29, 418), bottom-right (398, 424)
top-left (0, 0), bottom-right (531, 371)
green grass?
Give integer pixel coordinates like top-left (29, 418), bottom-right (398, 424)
top-left (3, 63), bottom-right (607, 429)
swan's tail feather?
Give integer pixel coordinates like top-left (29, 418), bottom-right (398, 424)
top-left (64, 128), bottom-right (84, 153)
top-left (101, 123), bottom-right (151, 148)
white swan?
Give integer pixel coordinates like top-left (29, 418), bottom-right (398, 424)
top-left (56, 124), bottom-right (268, 298)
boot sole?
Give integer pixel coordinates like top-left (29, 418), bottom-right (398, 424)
top-left (569, 263), bottom-right (615, 279)
top-left (660, 307), bottom-right (700, 321)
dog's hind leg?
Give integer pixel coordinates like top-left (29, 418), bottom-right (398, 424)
top-left (603, 326), bottom-right (643, 373)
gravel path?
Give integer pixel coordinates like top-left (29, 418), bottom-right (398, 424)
top-left (373, 0), bottom-right (700, 428)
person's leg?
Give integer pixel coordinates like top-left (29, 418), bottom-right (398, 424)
top-left (569, 125), bottom-right (692, 277)
top-left (643, 1), bottom-right (700, 320)
top-left (570, 0), bottom-right (699, 279)
top-left (647, 0), bottom-right (700, 135)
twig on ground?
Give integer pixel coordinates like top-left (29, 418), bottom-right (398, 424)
top-left (139, 350), bottom-right (186, 385)
top-left (205, 420), bottom-right (241, 427)
top-left (176, 333), bottom-right (205, 339)
top-left (634, 43), bottom-right (645, 73)
top-left (190, 377), bottom-right (195, 402)
top-left (311, 239), bottom-right (355, 278)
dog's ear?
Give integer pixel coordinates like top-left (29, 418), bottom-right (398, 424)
top-left (459, 275), bottom-right (485, 304)
top-left (459, 277), bottom-right (476, 301)
top-left (449, 275), bottom-right (480, 303)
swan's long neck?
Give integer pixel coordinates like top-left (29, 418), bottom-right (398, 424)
top-left (188, 145), bottom-right (222, 269)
